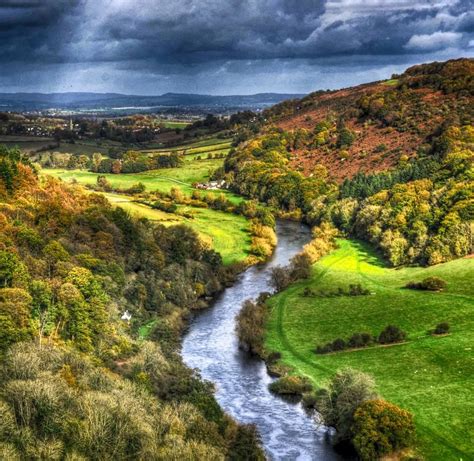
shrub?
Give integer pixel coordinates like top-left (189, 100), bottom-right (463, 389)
top-left (151, 200), bottom-right (178, 213)
top-left (269, 375), bottom-right (313, 396)
top-left (378, 325), bottom-right (406, 344)
top-left (270, 266), bottom-right (292, 292)
top-left (266, 351), bottom-right (282, 364)
top-left (348, 332), bottom-right (373, 348)
top-left (405, 276), bottom-right (446, 291)
top-left (337, 128), bottom-right (356, 148)
top-left (228, 424), bottom-right (265, 461)
top-left (236, 300), bottom-right (267, 356)
top-left (290, 253), bottom-right (312, 280)
top-left (352, 399), bottom-right (415, 460)
top-left (348, 284), bottom-right (370, 296)
top-left (316, 332), bottom-right (373, 354)
top-left (332, 338), bottom-right (346, 351)
top-left (433, 322), bottom-right (450, 335)
top-left (316, 369), bottom-right (378, 444)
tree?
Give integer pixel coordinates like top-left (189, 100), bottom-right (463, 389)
top-left (316, 369), bottom-right (378, 445)
top-left (96, 175), bottom-right (111, 191)
top-left (270, 266), bottom-right (292, 292)
top-left (352, 399), bottom-right (415, 460)
top-left (43, 241), bottom-right (70, 277)
top-left (91, 153), bottom-right (102, 172)
top-left (290, 253), bottom-right (312, 280)
top-left (0, 251), bottom-right (21, 287)
top-left (0, 288), bottom-right (33, 350)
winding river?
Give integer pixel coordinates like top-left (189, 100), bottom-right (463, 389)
top-left (182, 221), bottom-right (341, 460)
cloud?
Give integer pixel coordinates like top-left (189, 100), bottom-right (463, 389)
top-left (405, 31), bottom-right (463, 51)
top-left (0, 0), bottom-right (472, 93)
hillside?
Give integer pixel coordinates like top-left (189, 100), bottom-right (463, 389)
top-left (223, 59), bottom-right (473, 267)
top-left (263, 59), bottom-right (473, 181)
top-left (265, 239), bottom-right (474, 460)
top-left (0, 91), bottom-right (304, 114)
top-left (0, 146), bottom-right (264, 459)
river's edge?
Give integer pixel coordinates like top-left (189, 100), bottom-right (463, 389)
top-left (181, 220), bottom-right (342, 460)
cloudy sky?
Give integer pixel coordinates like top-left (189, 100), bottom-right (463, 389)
top-left (0, 0), bottom-right (473, 95)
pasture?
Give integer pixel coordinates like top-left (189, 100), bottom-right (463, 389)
top-left (265, 239), bottom-right (474, 460)
top-left (101, 193), bottom-right (250, 265)
top-left (44, 156), bottom-right (242, 203)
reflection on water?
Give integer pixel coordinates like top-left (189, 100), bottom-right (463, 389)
top-left (182, 221), bottom-right (342, 460)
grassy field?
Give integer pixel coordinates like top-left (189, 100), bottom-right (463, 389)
top-left (159, 120), bottom-right (190, 129)
top-left (44, 156), bottom-right (242, 203)
top-left (265, 239), bottom-right (474, 460)
top-left (102, 193), bottom-right (250, 265)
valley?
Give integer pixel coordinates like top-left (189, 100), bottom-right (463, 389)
top-left (265, 239), bottom-right (474, 460)
top-left (0, 58), bottom-right (472, 460)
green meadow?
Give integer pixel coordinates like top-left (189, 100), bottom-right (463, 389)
top-left (44, 156), bottom-right (242, 203)
top-left (265, 239), bottom-right (474, 460)
top-left (159, 120), bottom-right (191, 129)
top-left (100, 192), bottom-right (251, 265)
top-left (43, 152), bottom-right (251, 264)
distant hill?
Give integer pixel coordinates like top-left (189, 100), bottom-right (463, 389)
top-left (0, 91), bottom-right (304, 113)
top-left (262, 58), bottom-right (473, 181)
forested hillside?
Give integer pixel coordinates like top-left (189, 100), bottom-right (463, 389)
top-left (223, 59), bottom-right (473, 266)
top-left (0, 146), bottom-right (263, 459)
top-left (265, 59), bottom-right (473, 181)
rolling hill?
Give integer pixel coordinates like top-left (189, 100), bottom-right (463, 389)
top-left (263, 58), bottom-right (473, 181)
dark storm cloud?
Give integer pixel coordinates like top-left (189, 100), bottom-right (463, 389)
top-left (0, 0), bottom-right (472, 93)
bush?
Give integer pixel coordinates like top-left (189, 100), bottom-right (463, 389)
top-left (348, 332), bottom-right (373, 348)
top-left (348, 284), bottom-right (370, 296)
top-left (433, 322), bottom-right (450, 335)
top-left (235, 300), bottom-right (267, 356)
top-left (270, 266), bottom-right (292, 292)
top-left (405, 276), bottom-right (447, 291)
top-left (332, 338), bottom-right (346, 351)
top-left (337, 128), bottom-right (356, 148)
top-left (378, 325), bottom-right (406, 344)
top-left (352, 399), bottom-right (415, 460)
top-left (151, 200), bottom-right (178, 213)
top-left (316, 369), bottom-right (378, 444)
top-left (316, 332), bottom-right (373, 354)
top-left (269, 375), bottom-right (312, 396)
top-left (228, 424), bottom-right (265, 461)
top-left (290, 253), bottom-right (312, 280)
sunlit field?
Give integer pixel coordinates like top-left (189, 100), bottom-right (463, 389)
top-left (266, 239), bottom-right (474, 460)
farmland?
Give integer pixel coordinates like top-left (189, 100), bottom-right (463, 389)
top-left (42, 139), bottom-right (251, 264)
top-left (101, 192), bottom-right (251, 265)
top-left (265, 239), bottom-right (474, 460)
top-left (44, 156), bottom-right (241, 201)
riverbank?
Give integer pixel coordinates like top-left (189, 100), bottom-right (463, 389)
top-left (182, 220), bottom-right (341, 460)
top-left (265, 239), bottom-right (474, 460)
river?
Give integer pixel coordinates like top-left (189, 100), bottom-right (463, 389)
top-left (182, 220), bottom-right (341, 460)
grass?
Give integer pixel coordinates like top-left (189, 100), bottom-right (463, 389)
top-left (159, 120), bottom-right (190, 129)
top-left (43, 156), bottom-right (242, 204)
top-left (138, 319), bottom-right (158, 340)
top-left (42, 141), bottom-right (250, 264)
top-left (265, 239), bottom-right (474, 461)
top-left (103, 193), bottom-right (250, 265)
top-left (148, 137), bottom-right (232, 152)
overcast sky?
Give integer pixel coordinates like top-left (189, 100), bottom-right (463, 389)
top-left (0, 0), bottom-right (472, 95)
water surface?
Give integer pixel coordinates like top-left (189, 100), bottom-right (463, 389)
top-left (183, 221), bottom-right (341, 460)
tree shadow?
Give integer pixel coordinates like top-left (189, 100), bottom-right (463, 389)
top-left (349, 239), bottom-right (389, 269)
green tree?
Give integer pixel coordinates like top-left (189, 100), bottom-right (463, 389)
top-left (316, 369), bottom-right (378, 444)
top-left (352, 399), bottom-right (415, 460)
